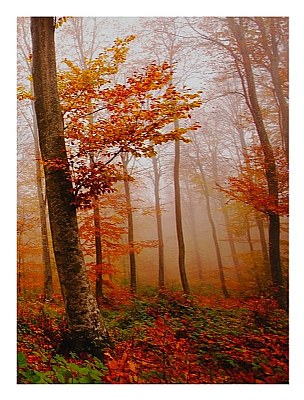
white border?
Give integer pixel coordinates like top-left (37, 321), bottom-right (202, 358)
top-left (3, 1), bottom-right (303, 399)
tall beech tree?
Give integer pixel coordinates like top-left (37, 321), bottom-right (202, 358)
top-left (227, 18), bottom-right (287, 308)
top-left (30, 17), bottom-right (108, 356)
top-left (188, 17), bottom-right (288, 307)
top-left (17, 17), bottom-right (54, 300)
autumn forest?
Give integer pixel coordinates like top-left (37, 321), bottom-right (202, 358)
top-left (17, 16), bottom-right (289, 384)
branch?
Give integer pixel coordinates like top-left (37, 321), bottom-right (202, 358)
top-left (86, 105), bottom-right (107, 116)
top-left (204, 91), bottom-right (246, 104)
top-left (104, 148), bottom-right (124, 166)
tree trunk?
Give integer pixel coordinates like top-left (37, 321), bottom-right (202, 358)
top-left (221, 204), bottom-right (242, 283)
top-left (246, 216), bottom-right (254, 253)
top-left (31, 17), bottom-right (108, 357)
top-left (93, 201), bottom-right (103, 302)
top-left (71, 21), bottom-right (104, 302)
top-left (187, 203), bottom-right (204, 281)
top-left (211, 152), bottom-right (241, 283)
top-left (152, 155), bottom-right (165, 289)
top-left (121, 154), bottom-right (137, 294)
top-left (198, 169), bottom-right (229, 298)
top-left (183, 179), bottom-right (203, 281)
top-left (32, 106), bottom-right (53, 301)
top-left (174, 132), bottom-right (190, 294)
top-left (227, 17), bottom-right (286, 309)
top-left (17, 226), bottom-right (23, 296)
top-left (255, 213), bottom-right (270, 267)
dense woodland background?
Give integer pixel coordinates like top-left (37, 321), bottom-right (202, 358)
top-left (17, 17), bottom-right (288, 300)
top-left (16, 16), bottom-right (290, 385)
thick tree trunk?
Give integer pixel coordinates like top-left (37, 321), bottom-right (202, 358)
top-left (152, 155), bottom-right (165, 289)
top-left (32, 108), bottom-right (53, 300)
top-left (174, 134), bottom-right (190, 294)
top-left (31, 17), bottom-right (108, 357)
top-left (228, 17), bottom-right (286, 309)
top-left (121, 154), bottom-right (137, 294)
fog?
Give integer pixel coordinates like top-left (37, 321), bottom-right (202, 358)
top-left (17, 17), bottom-right (288, 299)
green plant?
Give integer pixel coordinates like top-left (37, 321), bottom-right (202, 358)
top-left (17, 352), bottom-right (107, 384)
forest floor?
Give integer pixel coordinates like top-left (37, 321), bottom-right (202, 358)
top-left (17, 290), bottom-right (288, 384)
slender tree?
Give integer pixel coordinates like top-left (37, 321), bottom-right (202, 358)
top-left (174, 121), bottom-right (190, 294)
top-left (121, 153), bottom-right (137, 293)
top-left (196, 163), bottom-right (229, 298)
top-left (31, 17), bottom-right (108, 356)
top-left (183, 179), bottom-right (203, 281)
top-left (67, 17), bottom-right (105, 303)
top-left (152, 154), bottom-right (165, 289)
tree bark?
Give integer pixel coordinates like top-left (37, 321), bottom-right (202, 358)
top-left (31, 17), bottom-right (108, 357)
top-left (152, 155), bottom-right (165, 289)
top-left (255, 213), bottom-right (270, 267)
top-left (227, 17), bottom-right (286, 309)
top-left (174, 132), bottom-right (190, 294)
top-left (32, 106), bottom-right (53, 301)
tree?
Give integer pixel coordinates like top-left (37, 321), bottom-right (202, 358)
top-left (222, 145), bottom-right (288, 217)
top-left (188, 17), bottom-right (287, 308)
top-left (17, 17), bottom-right (54, 300)
top-left (250, 17), bottom-right (289, 158)
top-left (174, 120), bottom-right (190, 294)
top-left (191, 156), bottom-right (229, 298)
top-left (226, 18), bottom-right (286, 308)
top-left (138, 17), bottom-right (203, 295)
top-left (57, 18), bottom-right (127, 302)
top-left (152, 153), bottom-right (165, 289)
top-left (121, 153), bottom-right (137, 293)
top-left (77, 192), bottom-right (130, 299)
top-left (30, 17), bottom-right (108, 357)
top-left (58, 45), bottom-right (201, 294)
top-left (221, 142), bottom-right (287, 289)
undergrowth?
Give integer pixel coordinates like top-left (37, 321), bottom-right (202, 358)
top-left (17, 290), bottom-right (288, 384)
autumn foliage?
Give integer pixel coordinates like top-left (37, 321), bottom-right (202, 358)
top-left (221, 145), bottom-right (288, 216)
top-left (17, 17), bottom-right (289, 386)
top-left (56, 39), bottom-right (202, 207)
top-left (17, 291), bottom-right (288, 384)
